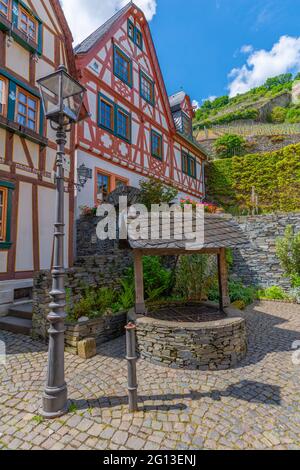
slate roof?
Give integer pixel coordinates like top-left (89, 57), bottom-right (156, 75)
top-left (169, 91), bottom-right (186, 112)
top-left (121, 213), bottom-right (248, 252)
top-left (74, 2), bottom-right (132, 54)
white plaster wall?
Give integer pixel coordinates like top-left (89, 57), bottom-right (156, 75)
top-left (0, 128), bottom-right (5, 159)
top-left (0, 252), bottom-right (8, 273)
top-left (38, 187), bottom-right (55, 270)
top-left (15, 182), bottom-right (34, 272)
top-left (76, 150), bottom-right (144, 216)
top-left (43, 27), bottom-right (55, 62)
top-left (6, 42), bottom-right (29, 81)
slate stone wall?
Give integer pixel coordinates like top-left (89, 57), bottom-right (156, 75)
top-left (136, 306), bottom-right (247, 371)
top-left (65, 312), bottom-right (127, 354)
top-left (32, 252), bottom-right (133, 339)
top-left (199, 134), bottom-right (300, 159)
top-left (232, 213), bottom-right (300, 288)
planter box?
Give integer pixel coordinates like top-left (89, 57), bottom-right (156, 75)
top-left (65, 311), bottom-right (127, 355)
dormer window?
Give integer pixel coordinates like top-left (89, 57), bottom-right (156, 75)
top-left (182, 112), bottom-right (192, 138)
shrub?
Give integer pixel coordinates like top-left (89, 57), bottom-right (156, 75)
top-left (175, 255), bottom-right (217, 301)
top-left (285, 107), bottom-right (300, 123)
top-left (214, 134), bottom-right (246, 159)
top-left (208, 280), bottom-right (257, 306)
top-left (257, 286), bottom-right (290, 301)
top-left (69, 287), bottom-right (119, 322)
top-left (118, 279), bottom-right (135, 310)
top-left (125, 256), bottom-right (173, 301)
top-left (276, 225), bottom-right (300, 279)
top-left (269, 106), bottom-right (287, 123)
top-left (206, 143), bottom-right (300, 214)
top-left (195, 108), bottom-right (259, 130)
top-left (139, 178), bottom-right (178, 210)
top-left (231, 300), bottom-right (246, 310)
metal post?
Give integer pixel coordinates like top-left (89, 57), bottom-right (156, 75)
top-left (125, 323), bottom-right (138, 413)
top-left (41, 125), bottom-right (68, 418)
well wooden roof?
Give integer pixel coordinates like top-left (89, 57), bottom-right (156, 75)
top-left (120, 213), bottom-right (248, 254)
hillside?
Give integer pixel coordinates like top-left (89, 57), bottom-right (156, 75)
top-left (206, 142), bottom-right (300, 215)
top-left (193, 73), bottom-right (300, 159)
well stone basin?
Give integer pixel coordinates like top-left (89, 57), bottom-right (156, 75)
top-left (136, 302), bottom-right (247, 370)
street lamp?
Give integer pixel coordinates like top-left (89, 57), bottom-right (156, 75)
top-left (37, 65), bottom-right (86, 418)
top-left (77, 164), bottom-right (93, 191)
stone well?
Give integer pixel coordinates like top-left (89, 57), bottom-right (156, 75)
top-left (136, 302), bottom-right (248, 371)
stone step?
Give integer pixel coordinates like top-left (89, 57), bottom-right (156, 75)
top-left (8, 303), bottom-right (33, 320)
top-left (0, 316), bottom-right (32, 336)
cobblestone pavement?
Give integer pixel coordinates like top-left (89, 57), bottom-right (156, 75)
top-left (1, 301), bottom-right (300, 450)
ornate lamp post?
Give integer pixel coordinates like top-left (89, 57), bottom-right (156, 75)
top-left (38, 65), bottom-right (86, 418)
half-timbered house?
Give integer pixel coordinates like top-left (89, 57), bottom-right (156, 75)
top-left (74, 2), bottom-right (207, 212)
top-left (0, 0), bottom-right (76, 314)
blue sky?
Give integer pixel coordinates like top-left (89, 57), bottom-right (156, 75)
top-left (150, 0), bottom-right (300, 103)
top-left (63, 0), bottom-right (300, 104)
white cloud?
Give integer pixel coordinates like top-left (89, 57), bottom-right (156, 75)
top-left (192, 99), bottom-right (200, 110)
top-left (202, 96), bottom-right (217, 103)
top-left (62, 0), bottom-right (157, 45)
top-left (240, 44), bottom-right (253, 54)
top-left (229, 35), bottom-right (300, 97)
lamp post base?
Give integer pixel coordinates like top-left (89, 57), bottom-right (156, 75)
top-left (41, 384), bottom-right (68, 419)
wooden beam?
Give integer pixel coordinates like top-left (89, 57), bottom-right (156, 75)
top-left (134, 250), bottom-right (146, 315)
top-left (140, 248), bottom-right (221, 256)
top-left (218, 248), bottom-right (230, 311)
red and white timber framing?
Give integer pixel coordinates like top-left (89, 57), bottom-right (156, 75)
top-left (0, 0), bottom-right (76, 293)
top-left (75, 3), bottom-right (206, 210)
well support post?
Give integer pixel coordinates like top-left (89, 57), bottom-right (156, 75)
top-left (218, 248), bottom-right (230, 312)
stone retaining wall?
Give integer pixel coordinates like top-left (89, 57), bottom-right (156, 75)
top-left (65, 312), bottom-right (127, 354)
top-left (199, 134), bottom-right (300, 158)
top-left (136, 305), bottom-right (247, 371)
top-left (32, 252), bottom-right (133, 339)
top-left (232, 213), bottom-right (300, 288)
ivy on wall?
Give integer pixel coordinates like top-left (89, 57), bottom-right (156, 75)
top-left (206, 143), bottom-right (300, 214)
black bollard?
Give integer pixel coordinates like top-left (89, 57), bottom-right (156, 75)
top-left (125, 323), bottom-right (138, 412)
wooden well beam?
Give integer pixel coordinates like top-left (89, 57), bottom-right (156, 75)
top-left (134, 250), bottom-right (146, 315)
top-left (218, 248), bottom-right (230, 311)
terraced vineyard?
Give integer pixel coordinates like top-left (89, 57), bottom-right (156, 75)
top-left (195, 123), bottom-right (300, 141)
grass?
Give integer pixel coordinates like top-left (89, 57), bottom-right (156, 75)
top-left (68, 403), bottom-right (78, 413)
top-left (32, 415), bottom-right (44, 425)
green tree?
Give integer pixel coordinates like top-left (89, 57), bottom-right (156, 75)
top-left (214, 134), bottom-right (246, 159)
top-left (210, 95), bottom-right (229, 109)
top-left (276, 225), bottom-right (300, 279)
top-left (269, 106), bottom-right (287, 123)
top-left (139, 177), bottom-right (178, 209)
top-left (264, 73), bottom-right (293, 89)
top-left (286, 106), bottom-right (300, 123)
